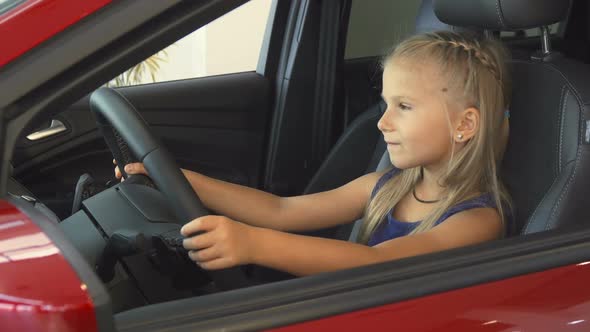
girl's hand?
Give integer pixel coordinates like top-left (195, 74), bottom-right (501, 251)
top-left (180, 215), bottom-right (258, 270)
top-left (113, 159), bottom-right (149, 181)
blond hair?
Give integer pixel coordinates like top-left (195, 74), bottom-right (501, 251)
top-left (357, 31), bottom-right (512, 244)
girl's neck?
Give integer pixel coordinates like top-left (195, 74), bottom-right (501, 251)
top-left (415, 166), bottom-right (447, 201)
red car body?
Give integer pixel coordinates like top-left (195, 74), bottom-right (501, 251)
top-left (0, 203), bottom-right (96, 332)
top-left (1, 1), bottom-right (589, 331)
top-left (0, 0), bottom-right (111, 67)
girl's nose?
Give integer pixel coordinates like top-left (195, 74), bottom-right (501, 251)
top-left (377, 108), bottom-right (393, 132)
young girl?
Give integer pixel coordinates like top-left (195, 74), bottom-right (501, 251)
top-left (117, 31), bottom-right (511, 277)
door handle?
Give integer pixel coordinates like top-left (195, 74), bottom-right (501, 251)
top-left (26, 120), bottom-right (67, 141)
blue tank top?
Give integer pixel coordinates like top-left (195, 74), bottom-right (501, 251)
top-left (367, 168), bottom-right (498, 246)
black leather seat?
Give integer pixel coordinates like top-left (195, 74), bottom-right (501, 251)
top-left (432, 0), bottom-right (590, 235)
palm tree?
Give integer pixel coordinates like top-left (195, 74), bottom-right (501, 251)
top-left (106, 49), bottom-right (169, 87)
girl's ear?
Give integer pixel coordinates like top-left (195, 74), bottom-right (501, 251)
top-left (455, 107), bottom-right (480, 142)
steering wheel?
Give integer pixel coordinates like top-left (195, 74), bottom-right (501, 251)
top-left (89, 87), bottom-right (250, 291)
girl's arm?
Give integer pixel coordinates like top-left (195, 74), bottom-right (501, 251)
top-left (182, 206), bottom-right (503, 276)
top-left (122, 162), bottom-right (383, 232)
top-left (252, 208), bottom-right (502, 276)
top-left (182, 168), bottom-right (382, 231)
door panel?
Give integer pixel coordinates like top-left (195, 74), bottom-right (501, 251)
top-left (113, 228), bottom-right (590, 331)
top-left (270, 263), bottom-right (590, 332)
top-left (13, 72), bottom-right (271, 219)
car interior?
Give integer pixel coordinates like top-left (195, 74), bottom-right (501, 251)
top-left (5, 0), bottom-right (590, 330)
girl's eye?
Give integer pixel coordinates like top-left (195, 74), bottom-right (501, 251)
top-left (399, 103), bottom-right (412, 111)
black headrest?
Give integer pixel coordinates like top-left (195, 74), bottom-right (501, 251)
top-left (416, 0), bottom-right (482, 34)
top-left (434, 0), bottom-right (571, 31)
top-left (415, 0), bottom-right (453, 33)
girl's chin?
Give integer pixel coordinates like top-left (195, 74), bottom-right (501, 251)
top-left (389, 156), bottom-right (407, 169)
top-left (389, 155), bottom-right (419, 170)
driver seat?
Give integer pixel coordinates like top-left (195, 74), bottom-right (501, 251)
top-left (425, 0), bottom-right (590, 235)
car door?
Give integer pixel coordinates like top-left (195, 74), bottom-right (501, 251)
top-left (9, 0), bottom-right (280, 220)
top-left (109, 227), bottom-right (590, 331)
top-left (111, 1), bottom-right (590, 331)
top-left (5, 1), bottom-right (590, 332)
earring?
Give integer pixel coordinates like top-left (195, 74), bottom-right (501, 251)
top-left (457, 133), bottom-right (464, 140)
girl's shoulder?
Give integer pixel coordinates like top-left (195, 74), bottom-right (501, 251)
top-left (437, 194), bottom-right (493, 222)
top-left (452, 193), bottom-right (496, 211)
top-left (437, 192), bottom-right (513, 236)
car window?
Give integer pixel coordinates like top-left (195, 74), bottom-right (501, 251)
top-left (344, 0), bottom-right (421, 60)
top-left (108, 0), bottom-right (273, 87)
top-left (0, 0), bottom-right (24, 16)
top-left (345, 1), bottom-right (563, 56)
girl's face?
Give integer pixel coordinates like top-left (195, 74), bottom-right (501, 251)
top-left (378, 57), bottom-right (461, 171)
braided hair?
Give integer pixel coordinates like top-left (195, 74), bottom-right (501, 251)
top-left (446, 40), bottom-right (502, 82)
